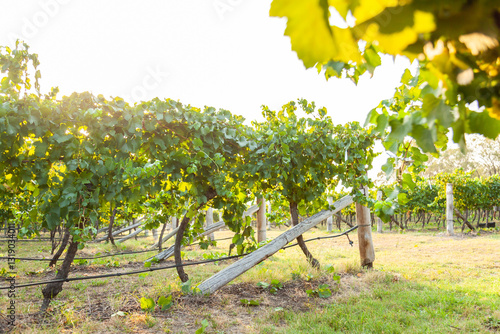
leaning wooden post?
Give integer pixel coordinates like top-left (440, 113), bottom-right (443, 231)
top-left (198, 195), bottom-right (354, 294)
top-left (376, 190), bottom-right (383, 233)
top-left (326, 197), bottom-right (334, 232)
top-left (446, 183), bottom-right (454, 235)
top-left (257, 197), bottom-right (267, 242)
top-left (206, 208), bottom-right (214, 241)
top-left (355, 186), bottom-right (375, 268)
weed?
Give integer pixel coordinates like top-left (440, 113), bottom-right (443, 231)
top-left (75, 259), bottom-right (89, 266)
top-left (140, 297), bottom-right (155, 312)
top-left (90, 279), bottom-right (109, 287)
top-left (105, 260), bottom-right (120, 268)
top-left (257, 279), bottom-right (283, 294)
top-left (202, 251), bottom-right (227, 265)
top-left (240, 299), bottom-right (260, 306)
top-left (158, 295), bottom-right (173, 311)
top-left (180, 279), bottom-right (201, 295)
top-left (195, 319), bottom-right (209, 334)
top-left (306, 284), bottom-right (332, 298)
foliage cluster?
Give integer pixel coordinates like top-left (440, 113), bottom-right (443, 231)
top-left (377, 170), bottom-right (500, 219)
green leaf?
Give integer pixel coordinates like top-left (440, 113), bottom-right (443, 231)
top-left (397, 192), bottom-right (409, 205)
top-left (324, 264), bottom-right (335, 274)
top-left (421, 94), bottom-right (453, 128)
top-left (323, 60), bottom-right (346, 79)
top-left (270, 0), bottom-right (361, 68)
top-left (35, 141), bottom-right (48, 157)
top-left (375, 113), bottom-right (389, 134)
top-left (193, 137), bottom-right (203, 149)
top-left (387, 118), bottom-right (412, 144)
top-left (139, 297), bottom-right (155, 312)
top-left (402, 173), bottom-right (416, 191)
top-left (257, 281), bottom-right (269, 289)
top-left (381, 158), bottom-right (394, 177)
top-left (180, 279), bottom-right (192, 295)
top-left (55, 133), bottom-right (72, 144)
top-left (157, 295), bottom-right (173, 311)
top-left (469, 111), bottom-right (500, 140)
top-left (364, 46), bottom-right (381, 71)
top-left (195, 319), bottom-right (209, 334)
top-left (411, 125), bottom-right (437, 153)
top-left (240, 298), bottom-right (260, 306)
top-left (318, 284), bottom-right (332, 298)
top-left (364, 109), bottom-right (379, 126)
top-left (401, 69), bottom-right (413, 85)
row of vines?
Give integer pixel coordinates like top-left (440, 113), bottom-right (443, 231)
top-left (372, 170), bottom-right (500, 231)
top-left (0, 42), bottom-right (378, 311)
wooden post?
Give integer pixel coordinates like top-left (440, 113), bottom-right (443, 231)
top-left (171, 216), bottom-right (178, 229)
top-left (446, 183), bottom-right (454, 235)
top-left (117, 228), bottom-right (143, 243)
top-left (257, 197), bottom-right (266, 243)
top-left (355, 187), bottom-right (375, 268)
top-left (267, 201), bottom-right (271, 230)
top-left (376, 190), bottom-right (383, 233)
top-left (326, 197), bottom-right (333, 232)
top-left (206, 208), bottom-right (214, 241)
top-left (94, 219), bottom-right (144, 242)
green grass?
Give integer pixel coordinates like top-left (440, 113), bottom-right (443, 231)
top-left (259, 277), bottom-right (498, 333)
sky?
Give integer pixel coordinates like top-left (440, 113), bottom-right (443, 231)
top-left (0, 0), bottom-right (415, 175)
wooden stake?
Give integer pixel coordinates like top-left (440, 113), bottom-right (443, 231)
top-left (94, 219), bottom-right (144, 242)
top-left (446, 183), bottom-right (454, 235)
top-left (355, 187), bottom-right (375, 268)
top-left (117, 228), bottom-right (143, 243)
top-left (257, 198), bottom-right (266, 242)
top-left (267, 201), bottom-right (271, 230)
top-left (326, 197), bottom-right (333, 232)
top-left (206, 208), bottom-right (214, 241)
top-left (376, 190), bottom-right (383, 233)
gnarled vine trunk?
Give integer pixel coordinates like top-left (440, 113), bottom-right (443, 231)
top-left (48, 227), bottom-right (71, 267)
top-left (50, 226), bottom-right (62, 255)
top-left (106, 207), bottom-right (118, 246)
top-left (289, 201), bottom-right (320, 269)
top-left (174, 187), bottom-right (217, 282)
top-left (174, 214), bottom-right (192, 282)
top-left (40, 238), bottom-right (79, 313)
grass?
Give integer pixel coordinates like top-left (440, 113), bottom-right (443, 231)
top-left (0, 226), bottom-right (499, 333)
top-left (258, 271), bottom-right (500, 333)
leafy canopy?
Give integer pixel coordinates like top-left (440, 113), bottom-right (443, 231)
top-left (270, 0), bottom-right (500, 153)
